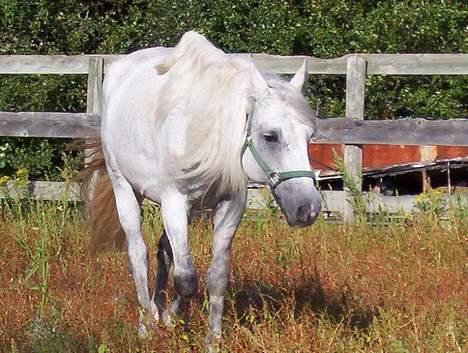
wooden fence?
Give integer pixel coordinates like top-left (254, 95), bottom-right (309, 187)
top-left (1, 53), bottom-right (468, 220)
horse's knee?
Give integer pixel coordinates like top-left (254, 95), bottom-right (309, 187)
top-left (127, 237), bottom-right (148, 267)
top-left (174, 267), bottom-right (197, 299)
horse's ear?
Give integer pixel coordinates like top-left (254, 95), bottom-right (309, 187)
top-left (250, 62), bottom-right (269, 96)
top-left (290, 59), bottom-right (308, 92)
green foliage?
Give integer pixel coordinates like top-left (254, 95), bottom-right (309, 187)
top-left (0, 0), bottom-right (466, 179)
top-left (0, 73), bottom-right (86, 180)
top-left (333, 151), bottom-right (367, 222)
top-left (414, 189), bottom-right (447, 219)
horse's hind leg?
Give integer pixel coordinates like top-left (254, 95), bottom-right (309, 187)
top-left (160, 189), bottom-right (197, 325)
top-left (107, 169), bottom-right (157, 336)
top-left (154, 230), bottom-right (173, 324)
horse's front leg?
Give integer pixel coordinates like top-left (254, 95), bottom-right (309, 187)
top-left (205, 191), bottom-right (247, 351)
top-left (159, 189), bottom-right (197, 325)
top-left (107, 171), bottom-right (157, 337)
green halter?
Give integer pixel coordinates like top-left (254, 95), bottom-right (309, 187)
top-left (241, 105), bottom-right (316, 191)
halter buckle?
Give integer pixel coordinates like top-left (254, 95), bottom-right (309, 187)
top-left (268, 172), bottom-right (280, 187)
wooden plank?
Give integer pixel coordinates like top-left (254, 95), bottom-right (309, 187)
top-left (345, 56), bottom-right (367, 120)
top-left (325, 191), bottom-right (426, 214)
top-left (313, 118), bottom-right (468, 146)
top-left (87, 57), bottom-right (104, 115)
top-left (249, 53), bottom-right (468, 75)
top-left (364, 54), bottom-right (468, 75)
top-left (1, 112), bottom-right (467, 146)
top-left (343, 55), bottom-right (366, 222)
top-left (248, 189), bottom-right (467, 214)
top-left (84, 57), bottom-right (104, 203)
top-left (420, 145), bottom-right (438, 191)
top-left (0, 112), bottom-right (100, 138)
top-left (2, 182), bottom-right (466, 218)
top-left (1, 53), bottom-right (466, 76)
top-left (0, 181), bottom-right (80, 201)
top-left (251, 54), bottom-right (347, 74)
top-left (0, 55), bottom-right (90, 74)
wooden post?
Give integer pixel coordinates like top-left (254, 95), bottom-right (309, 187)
top-left (343, 55), bottom-right (366, 222)
top-left (420, 145), bottom-right (437, 192)
top-left (86, 57), bottom-right (103, 118)
top-left (84, 57), bottom-right (104, 207)
top-left (85, 56), bottom-right (103, 163)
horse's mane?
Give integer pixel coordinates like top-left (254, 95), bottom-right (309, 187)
top-left (153, 31), bottom-right (316, 197)
top-left (154, 31), bottom-right (253, 196)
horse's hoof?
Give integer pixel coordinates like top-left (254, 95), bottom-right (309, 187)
top-left (205, 332), bottom-right (222, 353)
top-left (138, 323), bottom-right (150, 339)
top-left (137, 303), bottom-right (159, 338)
top-left (161, 310), bottom-right (175, 328)
top-left (161, 298), bottom-right (191, 329)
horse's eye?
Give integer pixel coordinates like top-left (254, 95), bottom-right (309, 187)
top-left (263, 131), bottom-right (279, 143)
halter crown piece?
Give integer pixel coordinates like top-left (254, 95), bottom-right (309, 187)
top-left (241, 104), bottom-right (316, 191)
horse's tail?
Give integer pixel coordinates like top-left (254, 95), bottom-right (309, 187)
top-left (77, 140), bottom-right (126, 256)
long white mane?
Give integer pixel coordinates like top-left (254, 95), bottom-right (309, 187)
top-left (155, 31), bottom-right (253, 196)
top-left (152, 31), bottom-right (316, 197)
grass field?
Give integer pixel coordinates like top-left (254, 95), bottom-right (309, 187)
top-left (0, 199), bottom-right (466, 353)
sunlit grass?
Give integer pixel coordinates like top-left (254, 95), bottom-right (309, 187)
top-left (0, 200), bottom-right (466, 352)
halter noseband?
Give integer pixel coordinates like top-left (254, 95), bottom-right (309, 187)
top-left (241, 105), bottom-right (316, 191)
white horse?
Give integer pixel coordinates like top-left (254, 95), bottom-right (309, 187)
top-left (82, 31), bottom-right (321, 350)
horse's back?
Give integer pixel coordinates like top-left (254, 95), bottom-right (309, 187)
top-left (103, 47), bottom-right (172, 104)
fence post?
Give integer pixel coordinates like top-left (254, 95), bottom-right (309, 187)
top-left (84, 57), bottom-right (104, 207)
top-left (85, 56), bottom-right (103, 166)
top-left (87, 57), bottom-right (104, 117)
top-left (343, 55), bottom-right (367, 222)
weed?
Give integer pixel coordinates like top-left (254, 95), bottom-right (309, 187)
top-left (333, 152), bottom-right (367, 223)
top-left (414, 189), bottom-right (447, 220)
top-left (0, 200), bottom-right (466, 353)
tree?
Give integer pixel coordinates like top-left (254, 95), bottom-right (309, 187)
top-left (0, 0), bottom-right (466, 179)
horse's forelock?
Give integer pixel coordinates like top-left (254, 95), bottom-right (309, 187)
top-left (263, 73), bottom-right (317, 129)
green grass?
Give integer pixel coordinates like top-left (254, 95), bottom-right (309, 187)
top-left (0, 199), bottom-right (466, 352)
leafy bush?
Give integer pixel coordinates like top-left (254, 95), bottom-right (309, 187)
top-left (0, 0), bottom-right (466, 179)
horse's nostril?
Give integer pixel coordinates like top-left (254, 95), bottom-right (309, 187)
top-left (296, 205), bottom-right (312, 224)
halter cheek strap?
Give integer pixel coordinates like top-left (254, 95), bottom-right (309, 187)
top-left (241, 105), bottom-right (316, 191)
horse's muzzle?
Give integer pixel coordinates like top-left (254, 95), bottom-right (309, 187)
top-left (273, 178), bottom-right (322, 227)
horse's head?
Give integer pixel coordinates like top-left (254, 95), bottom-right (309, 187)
top-left (242, 61), bottom-right (322, 227)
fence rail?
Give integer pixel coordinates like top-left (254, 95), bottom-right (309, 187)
top-left (2, 53), bottom-right (467, 75)
top-left (1, 181), bottom-right (466, 220)
top-left (1, 53), bottom-right (468, 218)
top-left (1, 112), bottom-right (467, 146)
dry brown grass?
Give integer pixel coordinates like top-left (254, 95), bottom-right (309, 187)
top-left (0, 201), bottom-right (466, 353)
